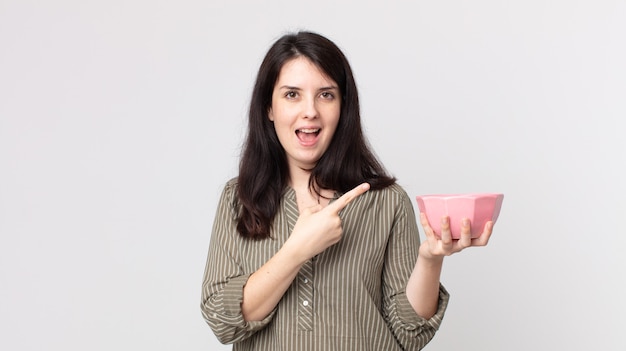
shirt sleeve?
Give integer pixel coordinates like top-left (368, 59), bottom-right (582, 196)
top-left (381, 186), bottom-right (450, 350)
top-left (200, 179), bottom-right (277, 344)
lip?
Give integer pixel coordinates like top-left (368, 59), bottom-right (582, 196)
top-left (295, 126), bottom-right (321, 147)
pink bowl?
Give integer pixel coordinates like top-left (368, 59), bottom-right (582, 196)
top-left (416, 193), bottom-right (504, 239)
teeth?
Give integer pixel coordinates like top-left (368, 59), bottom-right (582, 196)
top-left (298, 128), bottom-right (319, 133)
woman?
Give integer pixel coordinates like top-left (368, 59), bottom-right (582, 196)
top-left (201, 31), bottom-right (493, 350)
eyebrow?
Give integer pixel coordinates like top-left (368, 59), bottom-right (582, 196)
top-left (277, 85), bottom-right (339, 91)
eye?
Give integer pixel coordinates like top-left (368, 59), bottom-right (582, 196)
top-left (320, 91), bottom-right (335, 100)
top-left (285, 91), bottom-right (298, 99)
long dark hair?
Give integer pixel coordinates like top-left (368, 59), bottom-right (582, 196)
top-left (237, 31), bottom-right (396, 239)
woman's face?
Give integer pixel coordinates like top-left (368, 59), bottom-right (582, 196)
top-left (269, 57), bottom-right (341, 172)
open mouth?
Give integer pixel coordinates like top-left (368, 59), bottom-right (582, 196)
top-left (296, 128), bottom-right (320, 143)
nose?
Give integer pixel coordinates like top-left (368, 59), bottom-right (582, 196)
top-left (302, 96), bottom-right (318, 119)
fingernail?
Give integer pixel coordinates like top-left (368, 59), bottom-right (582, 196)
top-left (462, 218), bottom-right (469, 226)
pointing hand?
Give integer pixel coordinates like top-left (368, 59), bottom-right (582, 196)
top-left (286, 183), bottom-right (370, 262)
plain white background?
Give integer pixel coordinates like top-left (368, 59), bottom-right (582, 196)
top-left (1, 0), bottom-right (624, 350)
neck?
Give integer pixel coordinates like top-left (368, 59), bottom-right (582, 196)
top-left (289, 169), bottom-right (333, 210)
top-left (288, 165), bottom-right (313, 192)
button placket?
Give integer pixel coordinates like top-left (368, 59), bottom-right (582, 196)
top-left (297, 259), bottom-right (314, 331)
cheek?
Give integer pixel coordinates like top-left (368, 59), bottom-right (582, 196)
top-left (269, 104), bottom-right (291, 122)
top-left (326, 107), bottom-right (341, 128)
top-left (319, 102), bottom-right (340, 116)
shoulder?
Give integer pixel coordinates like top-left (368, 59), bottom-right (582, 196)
top-left (385, 183), bottom-right (410, 197)
top-left (223, 176), bottom-right (239, 192)
top-left (369, 182), bottom-right (412, 202)
top-left (354, 182), bottom-right (415, 212)
top-left (216, 177), bottom-right (240, 212)
top-left (218, 177), bottom-right (239, 197)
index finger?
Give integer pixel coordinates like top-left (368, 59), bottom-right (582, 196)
top-left (327, 182), bottom-right (370, 214)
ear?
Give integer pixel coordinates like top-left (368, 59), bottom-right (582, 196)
top-left (268, 107), bottom-right (274, 122)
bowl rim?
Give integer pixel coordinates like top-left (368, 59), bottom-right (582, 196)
top-left (416, 193), bottom-right (504, 199)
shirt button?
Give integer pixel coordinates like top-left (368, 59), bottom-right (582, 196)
top-left (302, 300), bottom-right (309, 307)
top-left (303, 278), bottom-right (309, 284)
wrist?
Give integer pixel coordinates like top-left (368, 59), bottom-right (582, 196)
top-left (418, 254), bottom-right (444, 267)
top-left (281, 238), bottom-right (310, 265)
top-left (418, 243), bottom-right (444, 266)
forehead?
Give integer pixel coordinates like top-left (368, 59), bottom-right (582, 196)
top-left (275, 57), bottom-right (336, 87)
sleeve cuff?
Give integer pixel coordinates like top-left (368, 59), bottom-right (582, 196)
top-left (396, 284), bottom-right (450, 330)
top-left (222, 274), bottom-right (277, 330)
